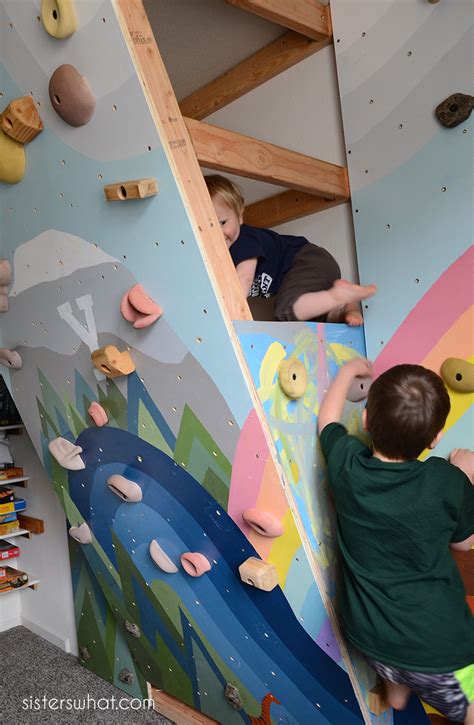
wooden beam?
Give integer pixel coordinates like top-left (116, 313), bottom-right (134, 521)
top-left (18, 514), bottom-right (44, 535)
top-left (113, 0), bottom-right (251, 322)
top-left (244, 189), bottom-right (349, 227)
top-left (185, 117), bottom-right (349, 200)
top-left (225, 0), bottom-right (331, 42)
top-left (149, 687), bottom-right (219, 724)
top-left (179, 30), bottom-right (331, 120)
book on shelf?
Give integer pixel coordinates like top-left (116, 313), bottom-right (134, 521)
top-left (0, 467), bottom-right (24, 480)
top-left (0, 566), bottom-right (28, 591)
top-left (0, 497), bottom-right (26, 515)
top-left (0, 511), bottom-right (17, 525)
top-left (0, 541), bottom-right (20, 560)
top-left (0, 487), bottom-right (14, 504)
top-left (0, 520), bottom-right (20, 535)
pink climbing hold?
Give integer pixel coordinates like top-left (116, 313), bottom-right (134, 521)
top-left (88, 401), bottom-right (108, 427)
top-left (0, 349), bottom-right (22, 370)
top-left (180, 552), bottom-right (211, 577)
top-left (242, 508), bottom-right (284, 538)
top-left (120, 284), bottom-right (163, 329)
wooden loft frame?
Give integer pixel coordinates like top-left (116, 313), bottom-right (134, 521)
top-left (225, 0), bottom-right (331, 41)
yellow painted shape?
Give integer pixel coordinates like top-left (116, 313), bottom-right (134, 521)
top-left (248, 456), bottom-right (291, 560)
top-left (266, 507), bottom-right (302, 588)
top-left (423, 306), bottom-right (473, 372)
top-left (0, 129), bottom-right (25, 184)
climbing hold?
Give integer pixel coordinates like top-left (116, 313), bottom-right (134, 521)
top-left (41, 0), bottom-right (77, 38)
top-left (242, 509), bottom-right (284, 538)
top-left (49, 64), bottom-right (95, 127)
top-left (427, 0), bottom-right (441, 3)
top-left (0, 349), bottom-right (23, 370)
top-left (49, 437), bottom-right (85, 470)
top-left (119, 668), bottom-right (134, 685)
top-left (440, 358), bottom-right (474, 393)
top-left (435, 93), bottom-right (473, 128)
top-left (88, 401), bottom-right (108, 427)
top-left (0, 288), bottom-right (8, 313)
top-left (68, 522), bottom-right (92, 544)
top-left (91, 345), bottom-right (135, 378)
top-left (224, 683), bottom-right (243, 710)
top-left (103, 178), bottom-right (158, 201)
top-left (278, 358), bottom-right (307, 399)
top-left (149, 540), bottom-right (178, 574)
top-left (120, 284), bottom-right (163, 329)
top-left (0, 261), bottom-right (11, 285)
top-left (107, 474), bottom-right (142, 503)
top-left (0, 129), bottom-right (25, 184)
top-left (347, 374), bottom-right (372, 402)
top-left (124, 621), bottom-right (141, 639)
top-left (1, 96), bottom-right (43, 144)
top-left (238, 557), bottom-right (279, 592)
top-left (181, 552), bottom-right (211, 577)
top-left (79, 645), bottom-right (91, 662)
top-left (368, 684), bottom-right (390, 715)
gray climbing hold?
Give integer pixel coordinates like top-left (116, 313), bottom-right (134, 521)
top-left (79, 645), bottom-right (90, 661)
top-left (347, 375), bottom-right (372, 402)
top-left (124, 621), bottom-right (141, 639)
top-left (225, 683), bottom-right (243, 710)
top-left (119, 668), bottom-right (134, 685)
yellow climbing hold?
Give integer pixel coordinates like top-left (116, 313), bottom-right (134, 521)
top-left (278, 358), bottom-right (308, 399)
top-left (0, 129), bottom-right (25, 184)
top-left (441, 358), bottom-right (474, 393)
top-left (41, 0), bottom-right (77, 39)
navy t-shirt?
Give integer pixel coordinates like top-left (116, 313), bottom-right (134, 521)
top-left (229, 224), bottom-right (308, 297)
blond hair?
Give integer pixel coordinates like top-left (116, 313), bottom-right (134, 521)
top-left (204, 175), bottom-right (245, 217)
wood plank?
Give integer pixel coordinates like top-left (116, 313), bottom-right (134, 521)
top-left (17, 514), bottom-right (44, 535)
top-left (244, 189), bottom-right (349, 227)
top-left (185, 117), bottom-right (349, 200)
top-left (113, 0), bottom-right (251, 323)
top-left (149, 687), bottom-right (219, 724)
top-left (179, 30), bottom-right (331, 120)
top-left (225, 0), bottom-right (330, 41)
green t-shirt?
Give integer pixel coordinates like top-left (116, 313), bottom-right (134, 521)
top-left (320, 422), bottom-right (474, 673)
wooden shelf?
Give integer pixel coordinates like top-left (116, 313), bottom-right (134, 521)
top-left (0, 477), bottom-right (29, 487)
top-left (1, 528), bottom-right (33, 540)
top-left (0, 576), bottom-right (40, 594)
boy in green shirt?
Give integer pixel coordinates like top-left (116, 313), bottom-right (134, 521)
top-left (318, 359), bottom-right (474, 723)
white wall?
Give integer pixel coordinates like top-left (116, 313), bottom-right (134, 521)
top-left (3, 430), bottom-right (78, 654)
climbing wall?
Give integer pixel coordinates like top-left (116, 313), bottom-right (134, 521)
top-left (0, 1), bottom-right (368, 722)
top-left (331, 0), bottom-right (473, 458)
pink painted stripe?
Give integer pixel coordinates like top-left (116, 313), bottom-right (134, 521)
top-left (375, 246), bottom-right (473, 375)
top-left (228, 409), bottom-right (269, 536)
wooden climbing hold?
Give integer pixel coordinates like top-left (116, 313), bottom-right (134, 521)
top-left (149, 540), bottom-right (178, 574)
top-left (238, 557), bottom-right (279, 591)
top-left (440, 358), bottom-right (474, 393)
top-left (180, 552), bottom-right (211, 577)
top-left (120, 284), bottom-right (163, 329)
top-left (1, 96), bottom-right (43, 144)
top-left (48, 437), bottom-right (85, 470)
top-left (0, 349), bottom-right (22, 369)
top-left (107, 474), bottom-right (142, 502)
top-left (88, 401), bottom-right (108, 427)
top-left (49, 64), bottom-right (95, 127)
top-left (435, 93), bottom-right (473, 128)
top-left (68, 522), bottom-right (92, 544)
top-left (0, 261), bottom-right (11, 286)
top-left (0, 129), bottom-right (25, 184)
top-left (91, 345), bottom-right (135, 378)
top-left (104, 178), bottom-right (158, 201)
top-left (41, 0), bottom-right (77, 38)
top-left (242, 509), bottom-right (284, 538)
top-left (368, 683), bottom-right (390, 715)
top-left (278, 358), bottom-right (307, 399)
top-left (347, 374), bottom-right (372, 402)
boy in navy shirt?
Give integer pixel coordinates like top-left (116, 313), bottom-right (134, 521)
top-left (318, 358), bottom-right (474, 722)
top-left (205, 175), bottom-right (376, 324)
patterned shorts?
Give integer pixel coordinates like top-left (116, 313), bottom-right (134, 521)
top-left (366, 657), bottom-right (474, 722)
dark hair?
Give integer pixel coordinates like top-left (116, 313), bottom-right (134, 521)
top-left (366, 364), bottom-right (450, 460)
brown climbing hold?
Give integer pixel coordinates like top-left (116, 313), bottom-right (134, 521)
top-left (368, 683), bottom-right (390, 715)
top-left (0, 261), bottom-right (11, 286)
top-left (49, 64), bottom-right (95, 127)
top-left (238, 557), bottom-right (279, 592)
top-left (435, 93), bottom-right (473, 128)
top-left (91, 345), bottom-right (135, 378)
top-left (1, 96), bottom-right (43, 143)
top-left (104, 179), bottom-right (158, 201)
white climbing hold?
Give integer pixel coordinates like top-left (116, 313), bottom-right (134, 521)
top-left (149, 539), bottom-right (178, 574)
top-left (0, 349), bottom-right (22, 369)
top-left (107, 474), bottom-right (142, 502)
top-left (48, 437), bottom-right (85, 470)
top-left (68, 522), bottom-right (92, 544)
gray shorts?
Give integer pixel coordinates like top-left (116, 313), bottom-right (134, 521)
top-left (274, 243), bottom-right (341, 321)
top-left (366, 656), bottom-right (474, 722)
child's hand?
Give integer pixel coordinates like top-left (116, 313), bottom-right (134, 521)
top-left (449, 448), bottom-right (474, 484)
top-left (342, 357), bottom-right (374, 380)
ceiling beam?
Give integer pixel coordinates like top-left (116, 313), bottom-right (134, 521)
top-left (179, 30), bottom-right (331, 120)
top-left (244, 189), bottom-right (349, 227)
top-left (225, 0), bottom-right (331, 42)
top-left (185, 117), bottom-right (349, 200)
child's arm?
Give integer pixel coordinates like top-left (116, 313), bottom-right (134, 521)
top-left (449, 448), bottom-right (474, 484)
top-left (318, 358), bottom-right (373, 434)
top-left (235, 258), bottom-right (258, 297)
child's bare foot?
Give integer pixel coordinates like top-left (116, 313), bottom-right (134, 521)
top-left (341, 302), bottom-right (364, 326)
top-left (332, 278), bottom-right (377, 306)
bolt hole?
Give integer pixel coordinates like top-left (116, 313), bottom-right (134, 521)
top-left (52, 9), bottom-right (58, 20)
top-left (118, 185), bottom-right (128, 199)
top-left (54, 94), bottom-right (61, 105)
top-left (455, 373), bottom-right (462, 381)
